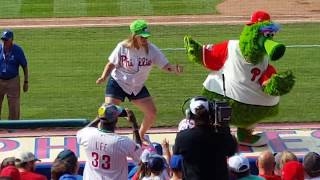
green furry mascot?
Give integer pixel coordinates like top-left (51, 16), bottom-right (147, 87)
top-left (184, 11), bottom-right (295, 146)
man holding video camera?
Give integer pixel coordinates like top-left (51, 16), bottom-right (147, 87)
top-left (173, 96), bottom-right (238, 180)
top-left (77, 104), bottom-right (142, 180)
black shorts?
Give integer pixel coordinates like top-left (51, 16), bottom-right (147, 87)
top-left (105, 77), bottom-right (150, 102)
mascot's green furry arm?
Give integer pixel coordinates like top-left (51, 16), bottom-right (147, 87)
top-left (184, 11), bottom-right (295, 146)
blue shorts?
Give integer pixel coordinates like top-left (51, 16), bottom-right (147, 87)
top-left (105, 77), bottom-right (150, 102)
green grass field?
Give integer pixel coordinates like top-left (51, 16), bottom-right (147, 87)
top-left (1, 23), bottom-right (319, 127)
top-left (0, 0), bottom-right (222, 18)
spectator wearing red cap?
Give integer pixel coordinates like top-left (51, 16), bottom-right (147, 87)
top-left (257, 151), bottom-right (281, 180)
top-left (303, 152), bottom-right (320, 180)
top-left (274, 151), bottom-right (298, 176)
top-left (1, 157), bottom-right (16, 171)
top-left (15, 151), bottom-right (47, 180)
top-left (0, 164), bottom-right (20, 180)
top-left (281, 161), bottom-right (304, 180)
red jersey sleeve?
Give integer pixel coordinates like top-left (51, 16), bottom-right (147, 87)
top-left (202, 40), bottom-right (229, 71)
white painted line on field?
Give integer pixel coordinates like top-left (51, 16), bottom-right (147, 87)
top-left (161, 45), bottom-right (320, 51)
top-left (286, 45), bottom-right (320, 48)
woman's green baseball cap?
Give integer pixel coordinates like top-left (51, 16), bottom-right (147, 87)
top-left (130, 19), bottom-right (151, 38)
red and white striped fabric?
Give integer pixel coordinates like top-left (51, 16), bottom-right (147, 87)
top-left (77, 127), bottom-right (142, 180)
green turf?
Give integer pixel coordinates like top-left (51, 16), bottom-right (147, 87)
top-left (0, 0), bottom-right (222, 18)
top-left (1, 23), bottom-right (319, 127)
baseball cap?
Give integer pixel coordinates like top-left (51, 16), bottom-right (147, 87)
top-left (0, 165), bottom-right (21, 180)
top-left (170, 154), bottom-right (183, 170)
top-left (148, 156), bottom-right (165, 172)
top-left (140, 147), bottom-right (157, 163)
top-left (189, 97), bottom-right (209, 115)
top-left (1, 30), bottom-right (14, 40)
top-left (98, 104), bottom-right (125, 123)
top-left (228, 155), bottom-right (250, 173)
top-left (130, 19), bottom-right (151, 38)
top-left (57, 149), bottom-right (77, 161)
top-left (1, 157), bottom-right (16, 167)
top-left (15, 151), bottom-right (40, 164)
top-left (246, 11), bottom-right (271, 25)
top-left (303, 152), bottom-right (320, 177)
top-left (150, 142), bottom-right (163, 156)
top-left (282, 161), bottom-right (304, 180)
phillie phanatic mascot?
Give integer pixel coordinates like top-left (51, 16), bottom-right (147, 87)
top-left (184, 11), bottom-right (295, 146)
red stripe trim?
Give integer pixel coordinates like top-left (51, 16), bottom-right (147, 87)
top-left (259, 64), bottom-right (277, 85)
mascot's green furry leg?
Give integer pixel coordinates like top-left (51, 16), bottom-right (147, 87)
top-left (202, 88), bottom-right (279, 146)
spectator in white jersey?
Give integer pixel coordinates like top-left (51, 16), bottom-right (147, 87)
top-left (77, 104), bottom-right (142, 180)
top-left (96, 19), bottom-right (183, 141)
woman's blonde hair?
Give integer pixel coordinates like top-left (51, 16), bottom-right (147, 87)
top-left (124, 34), bottom-right (149, 54)
top-left (276, 150), bottom-right (298, 170)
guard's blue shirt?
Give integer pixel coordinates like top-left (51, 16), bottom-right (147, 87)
top-left (0, 44), bottom-right (27, 80)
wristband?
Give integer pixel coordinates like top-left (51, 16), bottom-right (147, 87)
top-left (24, 81), bottom-right (28, 83)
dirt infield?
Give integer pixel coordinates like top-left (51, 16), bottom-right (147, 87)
top-left (0, 0), bottom-right (319, 28)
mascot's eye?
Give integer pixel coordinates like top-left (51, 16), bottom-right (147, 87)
top-left (263, 31), bottom-right (275, 38)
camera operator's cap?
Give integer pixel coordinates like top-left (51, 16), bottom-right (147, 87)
top-left (228, 155), bottom-right (250, 173)
top-left (98, 104), bottom-right (124, 123)
top-left (130, 19), bottom-right (151, 38)
top-left (246, 10), bottom-right (271, 25)
top-left (1, 29), bottom-right (14, 40)
top-left (189, 97), bottom-right (209, 114)
top-left (15, 151), bottom-right (40, 164)
top-left (303, 152), bottom-right (320, 177)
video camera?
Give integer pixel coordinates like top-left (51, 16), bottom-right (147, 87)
top-left (184, 96), bottom-right (232, 129)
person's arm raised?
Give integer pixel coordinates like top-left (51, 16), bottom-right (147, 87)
top-left (126, 109), bottom-right (142, 146)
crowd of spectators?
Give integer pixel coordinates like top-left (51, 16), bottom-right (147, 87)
top-left (0, 150), bottom-right (76, 180)
top-left (1, 100), bottom-right (320, 180)
top-left (1, 143), bottom-right (320, 180)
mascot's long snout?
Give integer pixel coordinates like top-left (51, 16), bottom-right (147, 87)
top-left (264, 39), bottom-right (286, 61)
